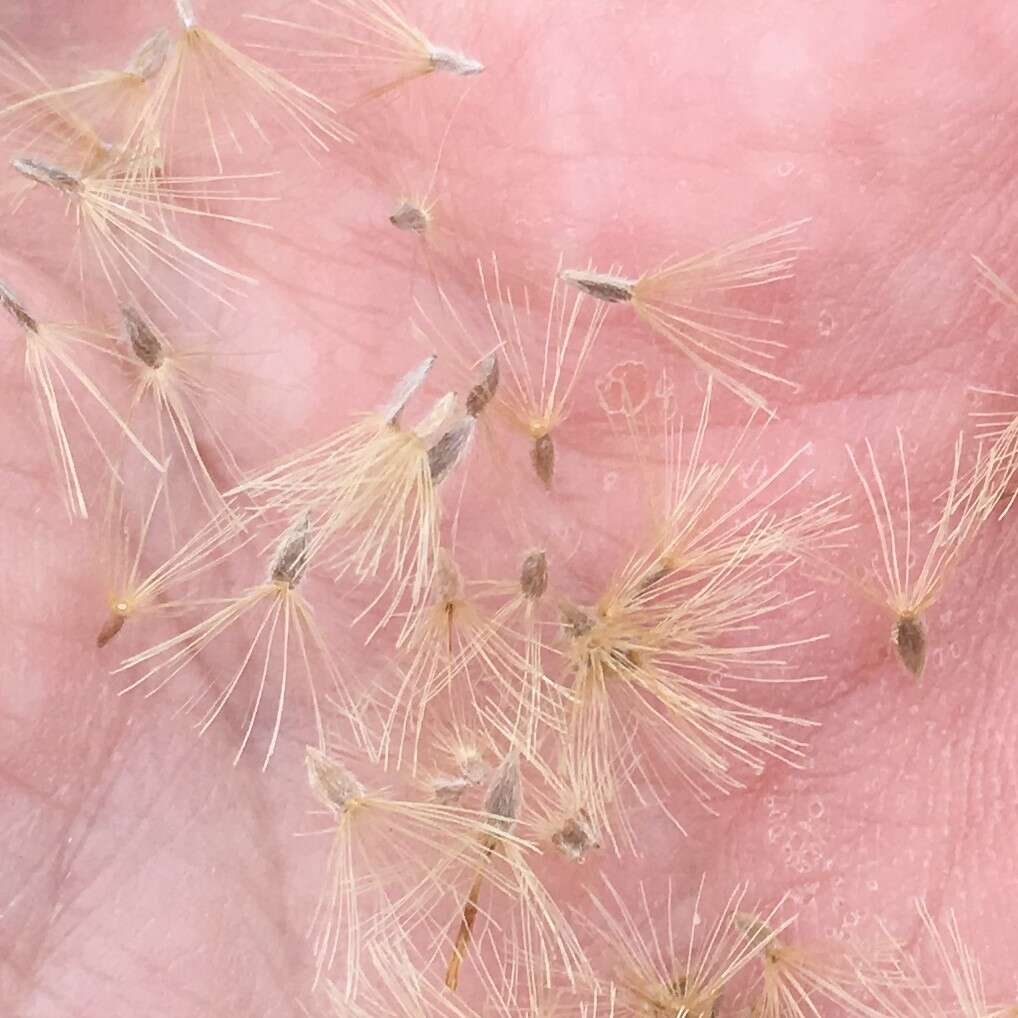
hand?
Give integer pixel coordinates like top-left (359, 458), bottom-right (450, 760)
top-left (1, 2), bottom-right (1015, 1016)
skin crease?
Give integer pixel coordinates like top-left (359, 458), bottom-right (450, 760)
top-left (2, 0), bottom-right (1018, 1015)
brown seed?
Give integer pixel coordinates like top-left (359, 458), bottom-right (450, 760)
top-left (893, 613), bottom-right (927, 679)
top-left (121, 305), bottom-right (165, 369)
top-left (96, 611), bottom-right (127, 649)
top-left (0, 280), bottom-right (39, 333)
top-left (560, 268), bottom-right (635, 304)
top-left (428, 417), bottom-right (474, 482)
top-left (465, 353), bottom-right (499, 418)
top-left (531, 431), bottom-right (555, 488)
top-left (519, 550), bottom-right (548, 600)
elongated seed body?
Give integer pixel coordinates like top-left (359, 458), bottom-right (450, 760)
top-left (560, 268), bottom-right (635, 304)
top-left (520, 550), bottom-right (548, 599)
top-left (122, 306), bottom-right (166, 369)
top-left (0, 281), bottom-right (39, 333)
top-left (11, 157), bottom-right (79, 193)
top-left (428, 45), bottom-right (484, 77)
top-left (894, 613), bottom-right (927, 679)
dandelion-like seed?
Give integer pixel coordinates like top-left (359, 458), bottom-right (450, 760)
top-left (10, 153), bottom-right (273, 314)
top-left (561, 221), bottom-right (809, 413)
top-left (442, 752), bottom-right (588, 1000)
top-left (119, 305), bottom-right (242, 533)
top-left (248, 0), bottom-right (484, 104)
top-left (304, 745), bottom-right (531, 997)
top-left (847, 430), bottom-right (984, 680)
top-left (125, 0), bottom-right (350, 175)
top-left (116, 514), bottom-right (342, 769)
top-left (0, 280), bottom-right (161, 518)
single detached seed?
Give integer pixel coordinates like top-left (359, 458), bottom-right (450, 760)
top-left (893, 613), bottom-right (927, 679)
top-left (560, 268), bottom-right (635, 304)
top-left (122, 305), bottom-right (165, 369)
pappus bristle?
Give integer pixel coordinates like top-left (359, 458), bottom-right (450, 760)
top-left (589, 877), bottom-right (792, 1018)
top-left (247, 0), bottom-right (484, 105)
top-left (115, 513), bottom-right (347, 769)
top-left (965, 260), bottom-right (1018, 518)
top-left (847, 429), bottom-right (985, 681)
top-left (237, 356), bottom-right (475, 639)
top-left (914, 901), bottom-right (1002, 1018)
top-left (561, 220), bottom-right (810, 413)
top-left (325, 940), bottom-right (485, 1018)
top-left (736, 911), bottom-right (893, 1018)
top-left (0, 279), bottom-right (163, 518)
top-left (9, 153), bottom-right (275, 315)
top-left (628, 376), bottom-right (850, 587)
top-left (442, 752), bottom-right (589, 1001)
top-left (95, 483), bottom-right (247, 649)
top-left (853, 902), bottom-right (1002, 1018)
top-left (303, 745), bottom-right (533, 997)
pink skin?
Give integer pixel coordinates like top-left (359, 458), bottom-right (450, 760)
top-left (2, 1), bottom-right (1018, 1015)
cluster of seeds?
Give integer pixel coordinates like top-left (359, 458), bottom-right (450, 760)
top-left (1, 2), bottom-right (1016, 1016)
